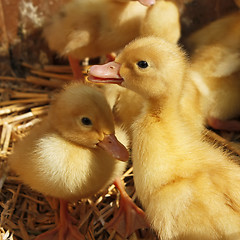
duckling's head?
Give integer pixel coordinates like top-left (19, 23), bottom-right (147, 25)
top-left (49, 83), bottom-right (128, 161)
top-left (88, 36), bottom-right (187, 101)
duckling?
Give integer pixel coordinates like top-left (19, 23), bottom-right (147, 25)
top-left (140, 0), bottom-right (181, 43)
top-left (185, 11), bottom-right (240, 131)
top-left (185, 11), bottom-right (240, 53)
top-left (190, 45), bottom-right (240, 131)
top-left (95, 0), bottom-right (182, 137)
top-left (8, 83), bottom-right (129, 239)
top-left (88, 36), bottom-right (240, 239)
top-left (43, 0), bottom-right (148, 79)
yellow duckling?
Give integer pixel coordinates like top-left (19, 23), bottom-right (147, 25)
top-left (93, 0), bottom-right (182, 137)
top-left (43, 0), bottom-right (148, 79)
top-left (8, 83), bottom-right (129, 239)
top-left (141, 0), bottom-right (181, 43)
top-left (186, 11), bottom-right (240, 53)
top-left (88, 36), bottom-right (240, 240)
top-left (186, 11), bottom-right (240, 131)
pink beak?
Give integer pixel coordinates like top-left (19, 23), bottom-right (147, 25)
top-left (97, 134), bottom-right (129, 161)
top-left (88, 61), bottom-right (124, 84)
top-left (138, 0), bottom-right (155, 6)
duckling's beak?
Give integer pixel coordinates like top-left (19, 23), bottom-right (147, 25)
top-left (138, 0), bottom-right (155, 6)
top-left (87, 61), bottom-right (124, 84)
top-left (97, 134), bottom-right (129, 161)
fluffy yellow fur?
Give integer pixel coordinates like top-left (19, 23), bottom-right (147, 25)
top-left (105, 36), bottom-right (240, 239)
top-left (185, 11), bottom-right (240, 129)
top-left (102, 84), bottom-right (144, 138)
top-left (9, 83), bottom-right (128, 201)
top-left (141, 0), bottom-right (181, 43)
top-left (88, 1), bottom-right (182, 140)
top-left (43, 0), bottom-right (147, 59)
top-left (186, 11), bottom-right (240, 53)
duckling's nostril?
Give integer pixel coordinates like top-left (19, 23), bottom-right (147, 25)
top-left (110, 66), bottom-right (115, 70)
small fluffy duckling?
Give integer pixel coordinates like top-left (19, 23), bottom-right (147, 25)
top-left (8, 83), bottom-right (129, 239)
top-left (95, 0), bottom-right (182, 137)
top-left (190, 45), bottom-right (240, 132)
top-left (141, 0), bottom-right (181, 43)
top-left (43, 0), bottom-right (148, 79)
top-left (88, 36), bottom-right (240, 240)
top-left (185, 11), bottom-right (240, 53)
top-left (186, 11), bottom-right (240, 131)
top-left (103, 0), bottom-right (182, 135)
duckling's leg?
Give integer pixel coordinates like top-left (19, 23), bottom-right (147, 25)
top-left (35, 199), bottom-right (84, 240)
top-left (208, 117), bottom-right (240, 132)
top-left (68, 56), bottom-right (85, 81)
top-left (106, 178), bottom-right (149, 238)
top-left (100, 52), bottom-right (116, 64)
top-left (106, 52), bottom-right (116, 62)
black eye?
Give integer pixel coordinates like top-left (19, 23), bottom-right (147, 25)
top-left (137, 61), bottom-right (149, 69)
top-left (81, 117), bottom-right (92, 126)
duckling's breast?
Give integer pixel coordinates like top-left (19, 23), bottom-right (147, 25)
top-left (10, 133), bottom-right (126, 201)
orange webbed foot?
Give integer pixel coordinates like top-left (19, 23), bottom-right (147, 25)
top-left (68, 55), bottom-right (85, 82)
top-left (35, 199), bottom-right (84, 240)
top-left (106, 178), bottom-right (149, 238)
top-left (208, 117), bottom-right (240, 132)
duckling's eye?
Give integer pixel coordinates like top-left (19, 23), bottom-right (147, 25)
top-left (137, 61), bottom-right (149, 69)
top-left (81, 117), bottom-right (92, 126)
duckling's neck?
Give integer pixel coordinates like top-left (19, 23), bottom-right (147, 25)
top-left (146, 93), bottom-right (180, 119)
top-left (131, 94), bottom-right (194, 201)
